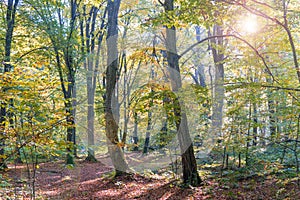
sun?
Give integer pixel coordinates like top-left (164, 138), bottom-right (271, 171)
top-left (241, 15), bottom-right (258, 34)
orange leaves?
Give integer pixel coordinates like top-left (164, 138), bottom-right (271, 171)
top-left (116, 142), bottom-right (125, 148)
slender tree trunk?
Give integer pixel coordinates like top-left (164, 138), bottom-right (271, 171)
top-left (210, 24), bottom-right (225, 141)
top-left (65, 67), bottom-right (76, 164)
top-left (64, 47), bottom-right (77, 164)
top-left (253, 102), bottom-right (258, 146)
top-left (164, 0), bottom-right (201, 187)
top-left (0, 0), bottom-right (19, 169)
top-left (121, 53), bottom-right (130, 147)
top-left (133, 112), bottom-right (139, 151)
top-left (267, 89), bottom-right (276, 140)
top-left (87, 80), bottom-right (96, 160)
top-left (81, 6), bottom-right (106, 161)
top-left (143, 67), bottom-right (154, 154)
top-left (143, 108), bottom-right (152, 154)
top-left (66, 100), bottom-right (76, 164)
top-left (281, 0), bottom-right (300, 83)
top-left (64, 0), bottom-right (79, 164)
top-left (105, 0), bottom-right (129, 175)
top-left (85, 6), bottom-right (99, 162)
top-left (246, 104), bottom-right (251, 166)
top-left (46, 0), bottom-right (78, 164)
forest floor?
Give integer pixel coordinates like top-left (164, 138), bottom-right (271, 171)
top-left (1, 153), bottom-right (300, 199)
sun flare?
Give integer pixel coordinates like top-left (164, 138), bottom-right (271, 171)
top-left (242, 15), bottom-right (258, 34)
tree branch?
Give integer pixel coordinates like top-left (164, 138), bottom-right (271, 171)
top-left (225, 82), bottom-right (300, 92)
top-left (16, 46), bottom-right (50, 63)
top-left (179, 34), bottom-right (275, 81)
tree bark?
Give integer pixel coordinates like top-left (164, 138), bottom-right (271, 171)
top-left (164, 0), bottom-right (201, 186)
top-left (0, 0), bottom-right (19, 169)
top-left (210, 24), bottom-right (225, 141)
top-left (85, 6), bottom-right (98, 162)
top-left (64, 0), bottom-right (78, 164)
top-left (253, 102), bottom-right (258, 146)
top-left (105, 0), bottom-right (129, 175)
top-left (143, 108), bottom-right (152, 154)
top-left (133, 112), bottom-right (139, 151)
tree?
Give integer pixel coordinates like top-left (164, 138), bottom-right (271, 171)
top-left (143, 67), bottom-right (154, 154)
top-left (209, 24), bottom-right (225, 141)
top-left (105, 0), bottom-right (129, 175)
top-left (0, 0), bottom-right (19, 169)
top-left (163, 0), bottom-right (202, 186)
top-left (25, 0), bottom-right (81, 164)
top-left (79, 3), bottom-right (107, 162)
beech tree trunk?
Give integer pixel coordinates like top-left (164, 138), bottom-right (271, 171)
top-left (105, 0), bottom-right (129, 175)
top-left (210, 24), bottom-right (225, 141)
top-left (64, 0), bottom-right (78, 164)
top-left (164, 0), bottom-right (201, 186)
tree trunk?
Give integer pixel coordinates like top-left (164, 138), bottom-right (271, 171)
top-left (64, 45), bottom-right (77, 165)
top-left (65, 72), bottom-right (76, 164)
top-left (164, 0), bottom-right (201, 187)
top-left (105, 0), bottom-right (129, 175)
top-left (0, 0), bottom-right (19, 169)
top-left (143, 109), bottom-right (152, 154)
top-left (64, 0), bottom-right (78, 164)
top-left (210, 24), bottom-right (225, 141)
top-left (121, 53), bottom-right (130, 146)
top-left (253, 102), bottom-right (258, 146)
top-left (143, 67), bottom-right (154, 154)
top-left (267, 89), bottom-right (276, 140)
top-left (85, 6), bottom-right (99, 162)
top-left (133, 112), bottom-right (139, 151)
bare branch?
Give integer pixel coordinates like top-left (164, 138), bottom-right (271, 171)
top-left (179, 34), bottom-right (275, 81)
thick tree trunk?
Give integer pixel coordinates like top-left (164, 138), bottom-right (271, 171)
top-left (164, 0), bottom-right (201, 187)
top-left (105, 0), bottom-right (129, 175)
top-left (52, 44), bottom-right (75, 165)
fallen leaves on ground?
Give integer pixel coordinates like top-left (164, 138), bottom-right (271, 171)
top-left (1, 159), bottom-right (299, 199)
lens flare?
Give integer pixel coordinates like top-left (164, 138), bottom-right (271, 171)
top-left (242, 15), bottom-right (258, 34)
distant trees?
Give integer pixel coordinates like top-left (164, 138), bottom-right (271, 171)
top-left (79, 3), bottom-right (107, 162)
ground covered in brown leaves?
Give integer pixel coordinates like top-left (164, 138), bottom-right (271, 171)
top-left (1, 159), bottom-right (300, 199)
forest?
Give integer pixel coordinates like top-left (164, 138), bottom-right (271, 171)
top-left (0, 0), bottom-right (300, 199)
